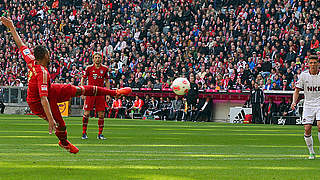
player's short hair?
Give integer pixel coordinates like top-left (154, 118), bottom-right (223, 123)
top-left (34, 45), bottom-right (48, 60)
top-left (92, 52), bottom-right (102, 58)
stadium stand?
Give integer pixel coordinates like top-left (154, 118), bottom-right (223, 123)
top-left (0, 0), bottom-right (319, 93)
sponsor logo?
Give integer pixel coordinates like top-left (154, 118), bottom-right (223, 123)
top-left (233, 110), bottom-right (246, 123)
top-left (58, 102), bottom-right (67, 113)
top-left (307, 86), bottom-right (320, 91)
top-left (278, 117), bottom-right (286, 125)
top-left (23, 49), bottom-right (31, 55)
top-left (296, 117), bottom-right (302, 125)
top-left (41, 85), bottom-right (47, 91)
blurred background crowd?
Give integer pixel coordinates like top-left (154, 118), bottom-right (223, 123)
top-left (0, 0), bottom-right (320, 91)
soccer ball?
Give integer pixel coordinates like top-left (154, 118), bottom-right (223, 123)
top-left (171, 77), bottom-right (190, 95)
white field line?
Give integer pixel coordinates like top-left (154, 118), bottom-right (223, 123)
top-left (0, 144), bottom-right (308, 148)
top-left (0, 157), bottom-right (308, 162)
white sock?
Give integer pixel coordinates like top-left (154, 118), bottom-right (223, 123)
top-left (304, 134), bottom-right (315, 154)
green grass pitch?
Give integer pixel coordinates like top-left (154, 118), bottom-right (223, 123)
top-left (1, 114), bottom-right (320, 180)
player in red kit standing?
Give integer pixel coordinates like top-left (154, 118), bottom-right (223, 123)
top-left (0, 17), bottom-right (132, 154)
top-left (81, 52), bottom-right (110, 140)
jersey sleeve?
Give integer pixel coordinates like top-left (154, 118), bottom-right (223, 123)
top-left (36, 66), bottom-right (50, 97)
top-left (20, 46), bottom-right (35, 64)
top-left (295, 73), bottom-right (304, 89)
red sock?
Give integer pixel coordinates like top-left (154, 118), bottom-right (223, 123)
top-left (82, 115), bottom-right (89, 134)
top-left (55, 126), bottom-right (68, 146)
top-left (98, 118), bottom-right (104, 135)
top-left (79, 85), bottom-right (116, 96)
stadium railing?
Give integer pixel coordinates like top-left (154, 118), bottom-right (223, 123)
top-left (0, 86), bottom-right (298, 106)
top-left (1, 86), bottom-right (298, 120)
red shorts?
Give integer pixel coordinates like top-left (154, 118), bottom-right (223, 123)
top-left (84, 96), bottom-right (106, 111)
top-left (28, 101), bottom-right (66, 128)
top-left (27, 84), bottom-right (77, 128)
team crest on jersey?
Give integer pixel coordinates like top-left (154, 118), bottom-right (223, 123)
top-left (41, 85), bottom-right (48, 91)
top-left (100, 70), bottom-right (103, 74)
top-left (23, 49), bottom-right (31, 55)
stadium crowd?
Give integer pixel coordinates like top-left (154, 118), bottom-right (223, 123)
top-left (0, 0), bottom-right (320, 91)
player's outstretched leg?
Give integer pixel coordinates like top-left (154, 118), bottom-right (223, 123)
top-left (115, 87), bottom-right (132, 96)
top-left (50, 84), bottom-right (132, 103)
top-left (77, 86), bottom-right (132, 97)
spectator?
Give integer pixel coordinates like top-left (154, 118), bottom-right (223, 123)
top-left (170, 95), bottom-right (182, 121)
top-left (279, 98), bottom-right (290, 117)
top-left (194, 97), bottom-right (212, 122)
top-left (108, 97), bottom-right (122, 118)
top-left (264, 79), bottom-right (273, 90)
top-left (153, 97), bottom-right (166, 120)
top-left (144, 96), bottom-right (158, 115)
top-left (0, 0), bottom-right (318, 93)
top-left (263, 98), bottom-right (278, 124)
top-left (131, 95), bottom-right (144, 116)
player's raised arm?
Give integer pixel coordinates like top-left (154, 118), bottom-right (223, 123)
top-left (0, 17), bottom-right (25, 48)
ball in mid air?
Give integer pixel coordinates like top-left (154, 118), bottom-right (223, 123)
top-left (171, 77), bottom-right (190, 95)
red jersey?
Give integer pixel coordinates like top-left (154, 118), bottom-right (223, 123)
top-left (20, 46), bottom-right (50, 103)
top-left (112, 99), bottom-right (122, 108)
top-left (133, 99), bottom-right (144, 109)
top-left (82, 65), bottom-right (109, 87)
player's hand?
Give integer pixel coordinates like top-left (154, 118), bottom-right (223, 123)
top-left (0, 17), bottom-right (14, 29)
top-left (81, 95), bottom-right (86, 100)
top-left (290, 102), bottom-right (296, 110)
top-left (48, 119), bottom-right (57, 135)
